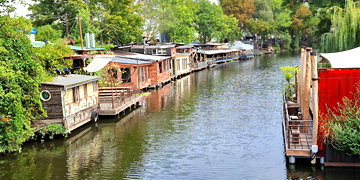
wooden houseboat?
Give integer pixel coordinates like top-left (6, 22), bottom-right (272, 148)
top-left (176, 45), bottom-right (194, 73)
top-left (84, 55), bottom-right (143, 116)
top-left (33, 74), bottom-right (102, 133)
top-left (197, 49), bottom-right (241, 67)
top-left (117, 54), bottom-right (172, 88)
top-left (317, 46), bottom-right (360, 167)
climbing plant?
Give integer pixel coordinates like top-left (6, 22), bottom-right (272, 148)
top-left (0, 15), bottom-right (49, 152)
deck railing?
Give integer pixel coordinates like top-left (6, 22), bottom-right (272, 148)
top-left (99, 87), bottom-right (141, 110)
top-left (284, 98), bottom-right (313, 150)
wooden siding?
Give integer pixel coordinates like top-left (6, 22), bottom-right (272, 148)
top-left (106, 62), bottom-right (152, 90)
top-left (40, 85), bottom-right (63, 119)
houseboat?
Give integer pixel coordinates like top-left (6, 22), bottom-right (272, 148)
top-left (117, 54), bottom-right (172, 88)
top-left (316, 46), bottom-right (360, 167)
top-left (33, 74), bottom-right (102, 133)
top-left (197, 49), bottom-right (241, 66)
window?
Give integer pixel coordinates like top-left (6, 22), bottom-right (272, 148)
top-left (84, 84), bottom-right (87, 97)
top-left (141, 67), bottom-right (145, 82)
top-left (147, 66), bottom-right (150, 80)
top-left (120, 68), bottom-right (131, 83)
top-left (159, 62), bottom-right (163, 73)
top-left (152, 49), bottom-right (167, 55)
top-left (40, 90), bottom-right (51, 101)
top-left (93, 81), bottom-right (98, 92)
top-left (73, 86), bottom-right (80, 103)
top-left (163, 60), bottom-right (166, 72)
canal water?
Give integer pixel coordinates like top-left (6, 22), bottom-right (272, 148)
top-left (1, 52), bottom-right (360, 180)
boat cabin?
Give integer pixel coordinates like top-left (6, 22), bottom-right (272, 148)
top-left (34, 74), bottom-right (102, 132)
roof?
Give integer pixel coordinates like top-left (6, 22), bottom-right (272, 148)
top-left (320, 46), bottom-right (360, 68)
top-left (84, 55), bottom-right (115, 72)
top-left (111, 57), bottom-right (152, 65)
top-left (70, 46), bottom-right (105, 51)
top-left (176, 45), bottom-right (194, 49)
top-left (145, 45), bottom-right (175, 49)
top-left (200, 49), bottom-right (240, 55)
top-left (116, 54), bottom-right (171, 62)
top-left (41, 74), bottom-right (102, 89)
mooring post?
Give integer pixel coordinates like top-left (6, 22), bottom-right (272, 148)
top-left (311, 52), bottom-right (319, 165)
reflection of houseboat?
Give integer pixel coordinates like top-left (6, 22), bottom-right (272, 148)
top-left (34, 74), bottom-right (102, 132)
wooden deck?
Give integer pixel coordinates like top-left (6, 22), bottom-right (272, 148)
top-left (283, 99), bottom-right (313, 157)
top-left (98, 87), bottom-right (142, 116)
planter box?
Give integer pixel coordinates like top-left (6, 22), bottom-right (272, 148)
top-left (325, 143), bottom-right (360, 167)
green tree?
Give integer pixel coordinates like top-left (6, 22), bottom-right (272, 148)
top-left (321, 0), bottom-right (360, 53)
top-left (254, 0), bottom-right (273, 22)
top-left (32, 41), bottom-right (73, 73)
top-left (217, 14), bottom-right (242, 43)
top-left (36, 25), bottom-right (62, 42)
top-left (195, 0), bottom-right (223, 43)
top-left (0, 15), bottom-right (48, 152)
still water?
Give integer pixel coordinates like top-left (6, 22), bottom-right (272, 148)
top-left (1, 52), bottom-right (360, 180)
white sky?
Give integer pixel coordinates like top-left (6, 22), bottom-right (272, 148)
top-left (13, 0), bottom-right (219, 18)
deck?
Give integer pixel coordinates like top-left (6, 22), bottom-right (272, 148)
top-left (283, 98), bottom-right (313, 157)
top-left (99, 87), bottom-right (142, 116)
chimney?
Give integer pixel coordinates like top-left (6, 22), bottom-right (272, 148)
top-left (85, 33), bottom-right (90, 49)
top-left (91, 33), bottom-right (96, 48)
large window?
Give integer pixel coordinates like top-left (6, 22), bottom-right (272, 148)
top-left (73, 86), bottom-right (80, 103)
top-left (120, 68), bottom-right (131, 83)
top-left (152, 49), bottom-right (167, 55)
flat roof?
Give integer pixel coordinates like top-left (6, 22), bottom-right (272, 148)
top-left (42, 74), bottom-right (102, 89)
top-left (70, 46), bottom-right (105, 51)
top-left (111, 57), bottom-right (152, 65)
top-left (116, 54), bottom-right (171, 62)
top-left (176, 45), bottom-right (194, 49)
top-left (200, 49), bottom-right (240, 55)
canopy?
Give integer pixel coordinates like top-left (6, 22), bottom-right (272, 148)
top-left (320, 46), bottom-right (360, 68)
top-left (84, 55), bottom-right (115, 72)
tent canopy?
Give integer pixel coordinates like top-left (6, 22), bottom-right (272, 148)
top-left (320, 46), bottom-right (360, 68)
top-left (84, 55), bottom-right (115, 72)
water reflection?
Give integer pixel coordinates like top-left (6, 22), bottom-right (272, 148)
top-left (3, 52), bottom-right (360, 179)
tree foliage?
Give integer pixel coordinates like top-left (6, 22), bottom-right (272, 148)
top-left (0, 15), bottom-right (48, 152)
top-left (32, 41), bottom-right (73, 74)
top-left (321, 0), bottom-right (360, 53)
top-left (30, 0), bottom-right (143, 45)
top-left (35, 25), bottom-right (62, 42)
top-left (219, 0), bottom-right (256, 25)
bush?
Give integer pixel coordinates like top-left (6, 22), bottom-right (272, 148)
top-left (36, 25), bottom-right (62, 42)
top-left (320, 87), bottom-right (360, 157)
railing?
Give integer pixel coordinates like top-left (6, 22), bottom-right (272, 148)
top-left (284, 97), bottom-right (313, 149)
top-left (99, 87), bottom-right (141, 110)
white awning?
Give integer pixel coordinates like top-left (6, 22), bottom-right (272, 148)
top-left (320, 47), bottom-right (360, 68)
top-left (84, 55), bottom-right (115, 72)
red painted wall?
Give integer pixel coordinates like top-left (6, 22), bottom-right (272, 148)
top-left (318, 69), bottom-right (360, 150)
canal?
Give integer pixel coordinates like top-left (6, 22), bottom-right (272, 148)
top-left (1, 52), bottom-right (360, 180)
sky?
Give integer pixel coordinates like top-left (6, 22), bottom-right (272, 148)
top-left (13, 0), bottom-right (219, 18)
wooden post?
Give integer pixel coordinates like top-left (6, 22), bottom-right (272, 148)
top-left (295, 70), bottom-right (298, 102)
top-left (299, 47), bottom-right (306, 115)
top-left (78, 17), bottom-right (84, 50)
top-left (65, 13), bottom-right (69, 38)
top-left (303, 48), bottom-right (312, 121)
top-left (311, 52), bottom-right (319, 165)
